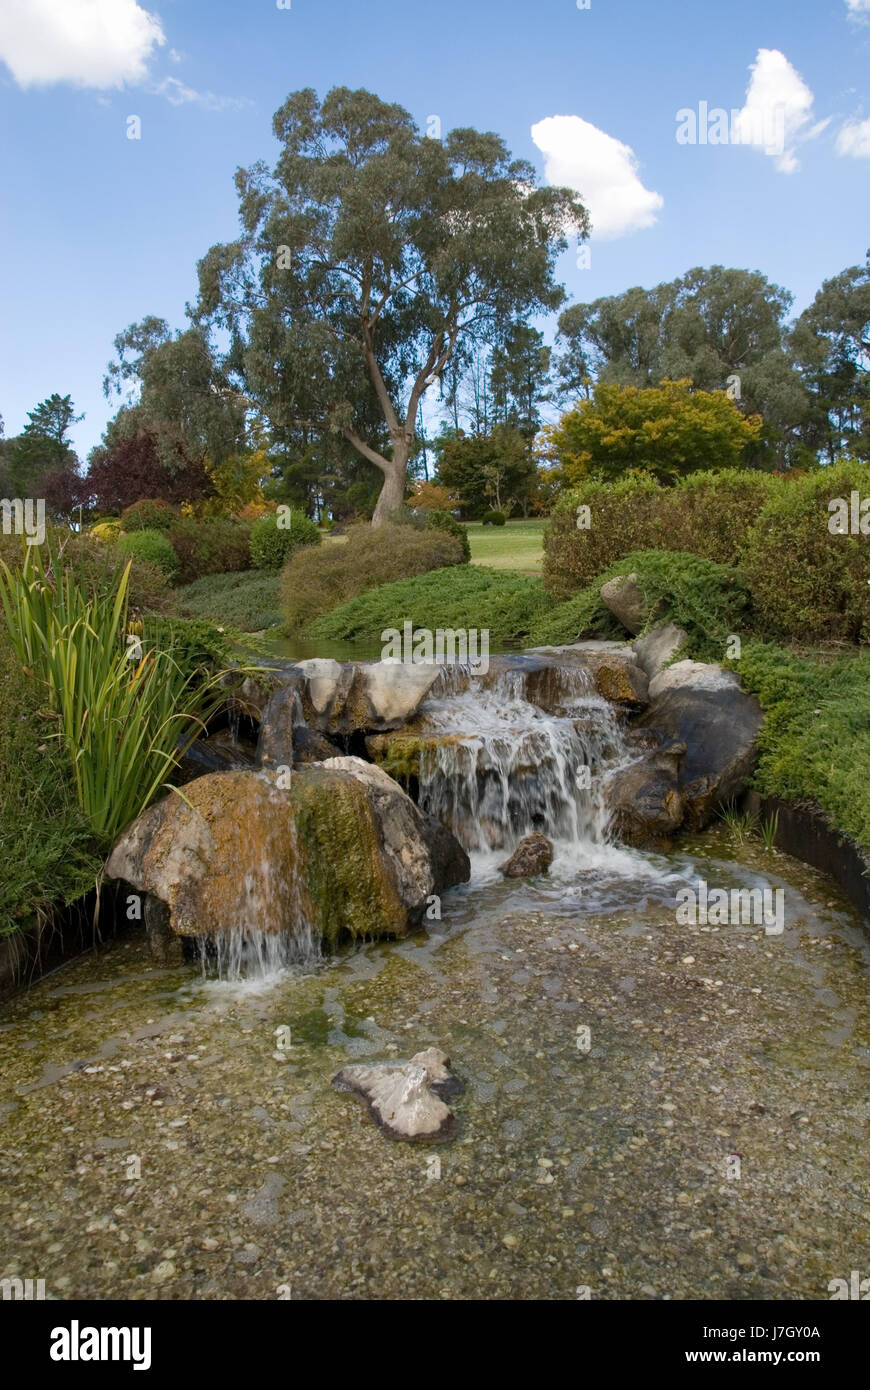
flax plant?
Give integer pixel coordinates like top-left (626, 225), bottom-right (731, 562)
top-left (0, 541), bottom-right (237, 845)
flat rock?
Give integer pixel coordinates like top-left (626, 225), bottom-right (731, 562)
top-left (333, 1048), bottom-right (459, 1141)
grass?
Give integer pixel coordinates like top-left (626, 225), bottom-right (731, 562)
top-left (308, 564), bottom-right (547, 645)
top-left (465, 519), bottom-right (545, 573)
top-left (175, 570), bottom-right (282, 631)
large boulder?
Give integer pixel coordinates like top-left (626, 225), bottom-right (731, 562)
top-left (603, 739), bottom-right (686, 847)
top-left (106, 761), bottom-right (469, 951)
top-left (634, 663), bottom-right (763, 829)
top-left (600, 573), bottom-right (646, 635)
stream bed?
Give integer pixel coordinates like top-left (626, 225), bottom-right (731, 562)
top-left (1, 830), bottom-right (868, 1301)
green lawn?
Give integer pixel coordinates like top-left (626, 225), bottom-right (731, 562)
top-left (464, 519), bottom-right (545, 573)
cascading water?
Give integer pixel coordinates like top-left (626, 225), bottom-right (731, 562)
top-left (413, 663), bottom-right (653, 888)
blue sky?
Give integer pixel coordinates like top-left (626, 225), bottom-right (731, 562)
top-left (1, 0), bottom-right (868, 460)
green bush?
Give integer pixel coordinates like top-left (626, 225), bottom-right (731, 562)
top-left (116, 528), bottom-right (179, 582)
top-left (740, 462), bottom-right (870, 644)
top-left (423, 509), bottom-right (471, 562)
top-left (735, 642), bottom-right (870, 852)
top-left (141, 616), bottom-right (231, 676)
top-left (250, 510), bottom-right (321, 571)
top-left (309, 565), bottom-right (547, 644)
top-left (531, 550), bottom-right (748, 661)
top-left (0, 633), bottom-right (98, 935)
top-left (0, 529), bottom-right (172, 614)
top-left (482, 510), bottom-right (507, 526)
top-left (282, 522), bottom-right (466, 634)
top-left (543, 475), bottom-right (664, 597)
top-left (120, 498), bottom-right (178, 532)
top-left (167, 516), bottom-right (253, 585)
top-left (543, 470), bottom-right (783, 599)
top-left (176, 570), bottom-right (282, 632)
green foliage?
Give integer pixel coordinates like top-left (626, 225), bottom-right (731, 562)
top-left (482, 510), bottom-right (507, 526)
top-left (0, 543), bottom-right (236, 845)
top-left (0, 529), bottom-right (171, 615)
top-left (193, 87), bottom-right (588, 521)
top-left (740, 461), bottom-right (870, 643)
top-left (140, 616), bottom-right (231, 676)
top-left (435, 426), bottom-right (535, 517)
top-left (423, 508), bottom-right (471, 561)
top-left (546, 378), bottom-right (763, 484)
top-left (249, 511), bottom-right (321, 571)
top-left (176, 570), bottom-right (282, 632)
top-left (120, 498), bottom-right (177, 532)
top-left (735, 642), bottom-right (870, 852)
top-left (167, 515), bottom-right (253, 585)
top-left (543, 469), bottom-right (780, 597)
top-left (309, 564), bottom-right (547, 644)
top-left (116, 528), bottom-right (180, 582)
top-left (0, 633), bottom-right (98, 935)
top-left (531, 550), bottom-right (747, 660)
top-left (282, 522), bottom-right (466, 634)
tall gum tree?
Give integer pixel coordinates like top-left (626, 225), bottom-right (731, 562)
top-left (192, 87), bottom-right (589, 525)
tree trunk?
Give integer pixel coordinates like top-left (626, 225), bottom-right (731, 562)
top-left (371, 435), bottom-right (411, 527)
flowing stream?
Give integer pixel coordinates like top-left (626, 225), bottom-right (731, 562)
top-left (2, 667), bottom-right (869, 1299)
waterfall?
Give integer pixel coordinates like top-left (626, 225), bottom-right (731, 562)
top-left (414, 665), bottom-right (636, 866)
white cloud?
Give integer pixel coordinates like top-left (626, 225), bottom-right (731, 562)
top-left (732, 48), bottom-right (821, 173)
top-left (846, 0), bottom-right (870, 18)
top-left (837, 117), bottom-right (870, 157)
top-left (531, 114), bottom-right (663, 239)
top-left (0, 0), bottom-right (164, 89)
top-left (149, 76), bottom-right (248, 111)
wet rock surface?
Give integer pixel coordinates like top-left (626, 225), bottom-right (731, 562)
top-left (499, 834), bottom-right (554, 878)
top-left (604, 742), bottom-right (686, 849)
top-left (636, 664), bottom-right (763, 829)
top-left (333, 1047), bottom-right (459, 1140)
top-left (1, 832), bottom-right (868, 1301)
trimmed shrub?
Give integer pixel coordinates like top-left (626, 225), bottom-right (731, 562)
top-left (482, 510), bottom-right (507, 526)
top-left (141, 616), bottom-right (231, 676)
top-left (543, 470), bottom-right (785, 598)
top-left (282, 521), bottom-right (466, 634)
top-left (116, 528), bottom-right (180, 582)
top-left (120, 498), bottom-right (178, 532)
top-left (423, 508), bottom-right (471, 562)
top-left (309, 565), bottom-right (547, 644)
top-left (740, 462), bottom-right (870, 644)
top-left (90, 519), bottom-right (121, 543)
top-left (543, 475), bottom-right (663, 597)
top-left (250, 510), bottom-right (321, 570)
top-left (167, 516), bottom-right (253, 585)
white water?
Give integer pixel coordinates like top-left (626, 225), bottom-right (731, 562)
top-left (415, 666), bottom-right (669, 889)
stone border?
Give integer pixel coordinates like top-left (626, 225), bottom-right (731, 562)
top-left (744, 791), bottom-right (870, 928)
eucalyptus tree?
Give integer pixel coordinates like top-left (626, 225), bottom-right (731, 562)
top-left (192, 87), bottom-right (589, 524)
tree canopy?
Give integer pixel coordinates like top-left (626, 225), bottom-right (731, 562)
top-left (192, 86), bottom-right (588, 523)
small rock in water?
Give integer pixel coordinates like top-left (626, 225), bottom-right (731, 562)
top-left (498, 834), bottom-right (554, 878)
top-left (332, 1047), bottom-right (460, 1141)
